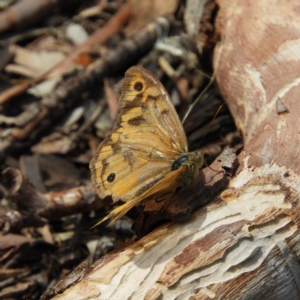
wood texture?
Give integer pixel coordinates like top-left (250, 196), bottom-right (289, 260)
top-left (215, 0), bottom-right (300, 173)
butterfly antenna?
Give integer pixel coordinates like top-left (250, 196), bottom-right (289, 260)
top-left (182, 36), bottom-right (225, 125)
top-left (197, 103), bottom-right (224, 150)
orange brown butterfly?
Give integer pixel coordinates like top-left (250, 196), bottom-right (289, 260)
top-left (90, 66), bottom-right (205, 225)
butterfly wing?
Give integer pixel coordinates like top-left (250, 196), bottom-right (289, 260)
top-left (92, 166), bottom-right (188, 226)
top-left (90, 66), bottom-right (188, 203)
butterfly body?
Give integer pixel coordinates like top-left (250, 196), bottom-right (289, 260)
top-left (90, 67), bottom-right (204, 225)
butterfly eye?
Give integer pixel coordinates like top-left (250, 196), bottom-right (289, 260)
top-left (107, 173), bottom-right (116, 182)
top-left (172, 154), bottom-right (189, 170)
top-left (134, 81), bottom-right (143, 91)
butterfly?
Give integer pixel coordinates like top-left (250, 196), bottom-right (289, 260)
top-left (90, 66), bottom-right (204, 225)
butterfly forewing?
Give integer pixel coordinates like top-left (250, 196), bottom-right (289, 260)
top-left (121, 67), bottom-right (188, 152)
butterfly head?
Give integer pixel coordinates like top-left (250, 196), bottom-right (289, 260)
top-left (172, 150), bottom-right (204, 185)
top-left (188, 150), bottom-right (204, 178)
